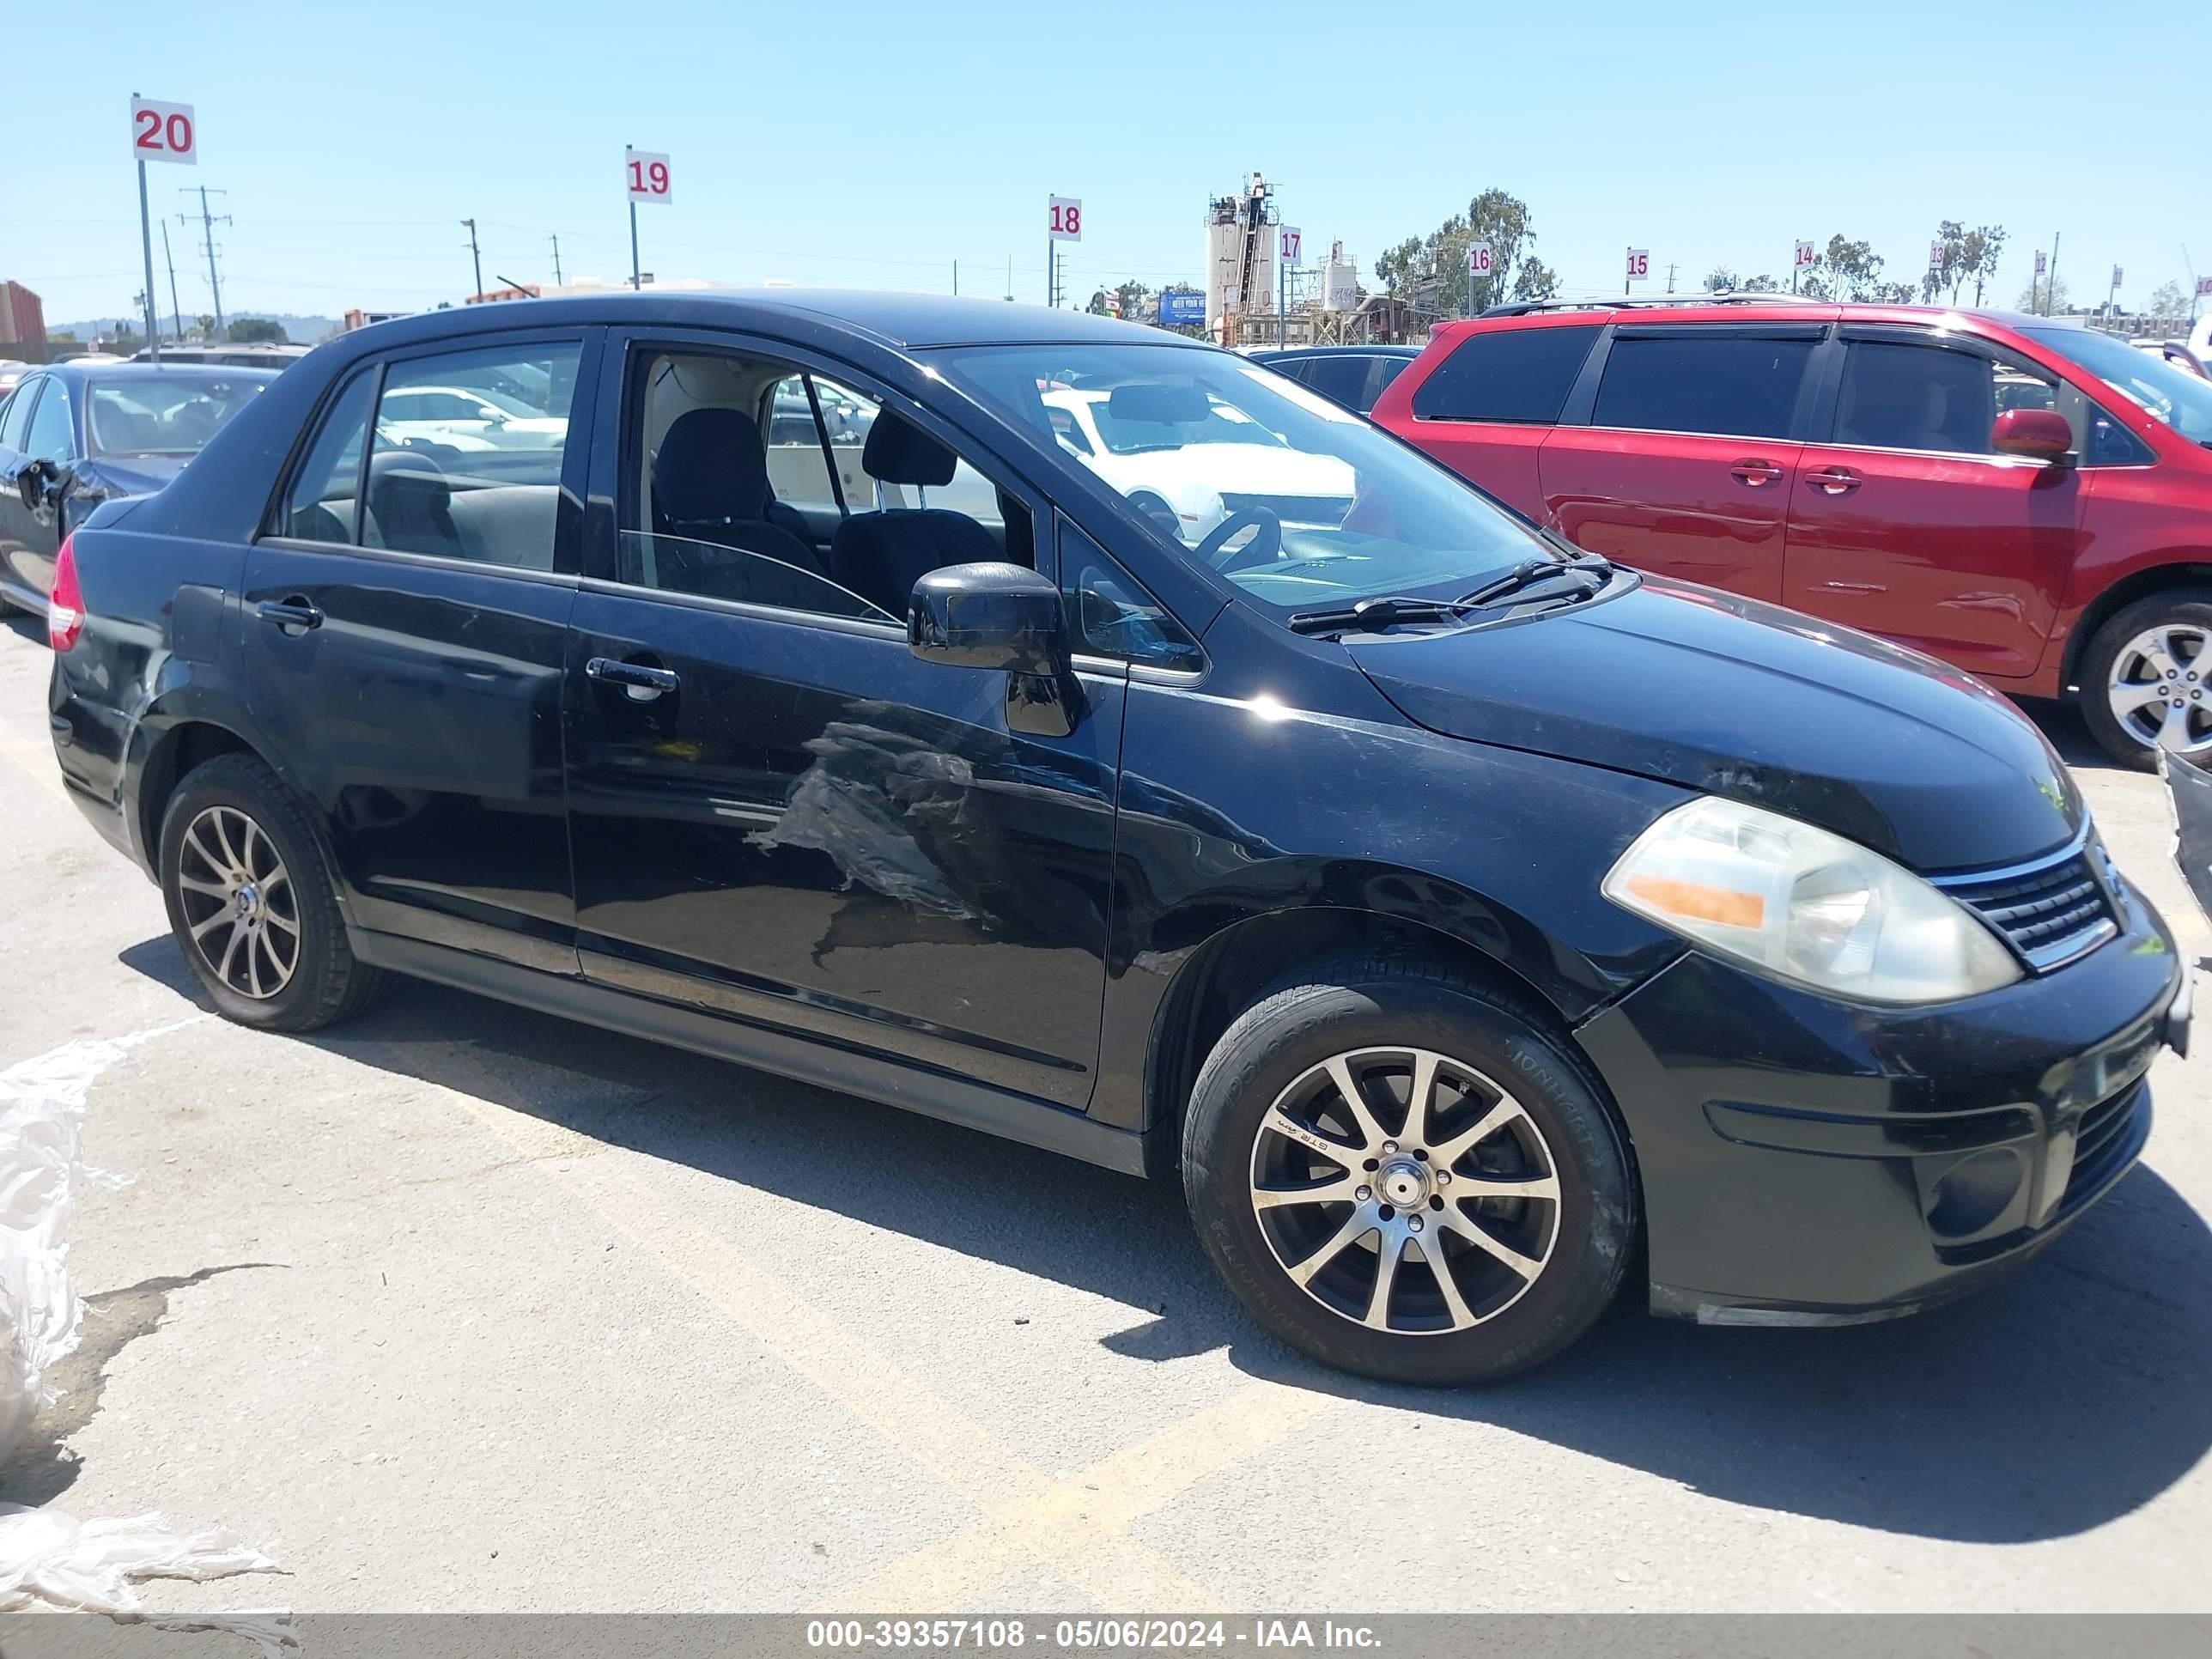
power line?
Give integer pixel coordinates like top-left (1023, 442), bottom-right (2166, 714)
top-left (177, 186), bottom-right (231, 331)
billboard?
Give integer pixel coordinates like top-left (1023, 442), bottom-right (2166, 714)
top-left (1158, 290), bottom-right (1206, 327)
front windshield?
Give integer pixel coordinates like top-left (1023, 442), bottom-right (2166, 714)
top-left (930, 343), bottom-right (1550, 613)
top-left (2023, 325), bottom-right (2212, 446)
top-left (86, 374), bottom-right (265, 458)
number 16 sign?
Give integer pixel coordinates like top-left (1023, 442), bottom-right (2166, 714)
top-left (626, 149), bottom-right (672, 204)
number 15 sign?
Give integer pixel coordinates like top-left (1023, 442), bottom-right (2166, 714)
top-left (626, 149), bottom-right (672, 204)
top-left (131, 97), bottom-right (197, 166)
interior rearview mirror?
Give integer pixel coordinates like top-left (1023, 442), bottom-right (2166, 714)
top-left (908, 562), bottom-right (1081, 736)
top-left (1990, 407), bottom-right (2072, 462)
top-left (1107, 382), bottom-right (1211, 424)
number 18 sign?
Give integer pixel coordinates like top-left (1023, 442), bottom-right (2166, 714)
top-left (1048, 197), bottom-right (1083, 241)
top-left (626, 149), bottom-right (672, 204)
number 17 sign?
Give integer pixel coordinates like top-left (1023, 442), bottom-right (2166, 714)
top-left (626, 148), bottom-right (672, 204)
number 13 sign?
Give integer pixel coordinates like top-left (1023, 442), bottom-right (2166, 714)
top-left (131, 97), bottom-right (196, 166)
top-left (626, 149), bottom-right (672, 204)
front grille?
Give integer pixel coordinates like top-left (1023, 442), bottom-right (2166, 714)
top-left (1218, 492), bottom-right (1354, 526)
top-left (2062, 1079), bottom-right (2148, 1210)
top-left (1939, 843), bottom-right (2117, 970)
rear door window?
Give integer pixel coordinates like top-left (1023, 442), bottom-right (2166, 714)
top-left (283, 368), bottom-right (377, 543)
top-left (1299, 356), bottom-right (1373, 411)
top-left (1410, 325), bottom-right (1600, 423)
top-left (1593, 330), bottom-right (1815, 440)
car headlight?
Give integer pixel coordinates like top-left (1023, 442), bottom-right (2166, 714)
top-left (1602, 797), bottom-right (2021, 1004)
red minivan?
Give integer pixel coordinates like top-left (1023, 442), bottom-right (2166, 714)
top-left (1371, 298), bottom-right (2212, 767)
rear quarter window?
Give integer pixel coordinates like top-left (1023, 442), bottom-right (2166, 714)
top-left (1410, 325), bottom-right (1600, 424)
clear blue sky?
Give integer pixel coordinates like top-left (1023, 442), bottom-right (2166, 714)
top-left (18, 0), bottom-right (2209, 330)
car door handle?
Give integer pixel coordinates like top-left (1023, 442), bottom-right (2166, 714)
top-left (1729, 459), bottom-right (1784, 486)
top-left (1804, 467), bottom-right (1861, 495)
top-left (586, 656), bottom-right (680, 701)
top-left (254, 599), bottom-right (323, 634)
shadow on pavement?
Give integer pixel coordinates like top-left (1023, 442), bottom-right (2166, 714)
top-left (118, 936), bottom-right (2212, 1547)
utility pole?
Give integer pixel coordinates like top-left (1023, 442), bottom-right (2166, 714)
top-left (2047, 232), bottom-right (2062, 317)
top-left (549, 233), bottom-right (563, 289)
top-left (953, 259), bottom-right (958, 297)
top-left (1665, 263), bottom-right (1678, 294)
top-left (462, 218), bottom-right (484, 302)
top-left (160, 219), bottom-right (183, 342)
top-left (1006, 256), bottom-right (1012, 302)
top-left (179, 185), bottom-right (229, 334)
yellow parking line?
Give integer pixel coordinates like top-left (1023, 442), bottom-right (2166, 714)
top-left (425, 1044), bottom-right (1278, 1609)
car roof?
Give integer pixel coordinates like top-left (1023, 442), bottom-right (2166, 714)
top-left (38, 361), bottom-right (279, 388)
top-left (342, 289), bottom-right (1186, 354)
top-left (1253, 344), bottom-right (1420, 358)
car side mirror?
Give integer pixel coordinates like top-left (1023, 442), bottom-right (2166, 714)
top-left (908, 562), bottom-right (1083, 737)
top-left (1991, 407), bottom-right (2073, 463)
top-left (16, 459), bottom-right (59, 511)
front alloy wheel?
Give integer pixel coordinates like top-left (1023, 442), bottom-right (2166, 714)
top-left (175, 804), bottom-right (301, 1000)
top-left (1182, 962), bottom-right (1638, 1385)
top-left (1250, 1047), bottom-right (1561, 1334)
top-left (2106, 623), bottom-right (2212, 758)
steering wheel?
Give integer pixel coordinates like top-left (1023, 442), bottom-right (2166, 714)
top-left (1197, 506), bottom-right (1283, 574)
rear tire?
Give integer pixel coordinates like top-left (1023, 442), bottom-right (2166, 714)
top-left (1182, 957), bottom-right (1638, 1385)
top-left (158, 753), bottom-right (380, 1031)
top-left (2078, 590), bottom-right (2212, 770)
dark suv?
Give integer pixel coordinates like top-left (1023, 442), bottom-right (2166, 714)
top-left (1372, 298), bottom-right (2212, 767)
top-left (46, 293), bottom-right (2186, 1384)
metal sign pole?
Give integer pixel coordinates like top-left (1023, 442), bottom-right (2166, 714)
top-left (136, 155), bottom-right (161, 363)
top-left (1278, 243), bottom-right (1286, 349)
top-left (629, 199), bottom-right (641, 291)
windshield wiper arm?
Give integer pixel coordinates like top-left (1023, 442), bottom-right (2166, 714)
top-left (1286, 595), bottom-right (1474, 635)
top-left (1287, 552), bottom-right (1615, 637)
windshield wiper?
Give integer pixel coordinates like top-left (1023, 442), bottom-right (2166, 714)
top-left (1286, 551), bottom-right (1614, 638)
top-left (1287, 595), bottom-right (1476, 635)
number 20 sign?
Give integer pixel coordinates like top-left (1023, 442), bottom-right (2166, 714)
top-left (130, 97), bottom-right (196, 166)
top-left (626, 149), bottom-right (672, 205)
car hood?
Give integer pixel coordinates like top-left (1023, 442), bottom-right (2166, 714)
top-left (1346, 575), bottom-right (2082, 872)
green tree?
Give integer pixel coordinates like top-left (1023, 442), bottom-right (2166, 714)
top-left (193, 313), bottom-right (216, 337)
top-left (1704, 266), bottom-right (1784, 295)
top-left (1922, 222), bottom-right (2007, 305)
top-left (1801, 235), bottom-right (1894, 302)
top-left (2147, 280), bottom-right (2187, 322)
top-left (2016, 273), bottom-right (2070, 314)
top-left (225, 316), bottom-right (288, 344)
top-left (1374, 189), bottom-right (1557, 318)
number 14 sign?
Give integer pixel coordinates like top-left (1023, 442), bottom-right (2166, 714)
top-left (626, 149), bottom-right (672, 204)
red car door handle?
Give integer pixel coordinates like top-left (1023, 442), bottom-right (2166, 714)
top-left (1805, 468), bottom-right (1861, 495)
top-left (1729, 459), bottom-right (1784, 486)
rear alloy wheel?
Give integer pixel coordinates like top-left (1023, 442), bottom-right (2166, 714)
top-left (159, 753), bottom-right (379, 1031)
top-left (175, 805), bottom-right (302, 1001)
top-left (1183, 962), bottom-right (1637, 1384)
top-left (2080, 592), bottom-right (2212, 769)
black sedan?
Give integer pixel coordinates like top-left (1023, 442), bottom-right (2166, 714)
top-left (1249, 344), bottom-right (1420, 414)
top-left (45, 291), bottom-right (2186, 1384)
top-left (0, 362), bottom-right (273, 614)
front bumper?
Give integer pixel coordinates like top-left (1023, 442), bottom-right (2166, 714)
top-left (1576, 877), bottom-right (2185, 1325)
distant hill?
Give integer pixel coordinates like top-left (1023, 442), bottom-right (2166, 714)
top-left (49, 312), bottom-right (342, 346)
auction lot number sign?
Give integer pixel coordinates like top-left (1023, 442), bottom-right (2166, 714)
top-left (131, 97), bottom-right (197, 165)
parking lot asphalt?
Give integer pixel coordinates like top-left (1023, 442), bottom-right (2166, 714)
top-left (0, 608), bottom-right (2204, 1616)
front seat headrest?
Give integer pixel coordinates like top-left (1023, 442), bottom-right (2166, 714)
top-left (368, 447), bottom-right (452, 507)
top-left (653, 407), bottom-right (772, 522)
top-left (861, 411), bottom-right (958, 489)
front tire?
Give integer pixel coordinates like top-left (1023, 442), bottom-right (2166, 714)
top-left (1182, 960), bottom-right (1638, 1385)
top-left (158, 753), bottom-right (379, 1031)
top-left (2078, 591), bottom-right (2212, 769)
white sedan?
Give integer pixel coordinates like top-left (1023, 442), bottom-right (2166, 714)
top-left (1042, 386), bottom-right (1355, 544)
top-left (376, 384), bottom-right (568, 452)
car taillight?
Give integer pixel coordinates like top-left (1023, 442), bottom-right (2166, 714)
top-left (48, 535), bottom-right (83, 653)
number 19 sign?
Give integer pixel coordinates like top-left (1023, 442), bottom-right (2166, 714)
top-left (130, 97), bottom-right (196, 165)
top-left (626, 148), bottom-right (672, 204)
